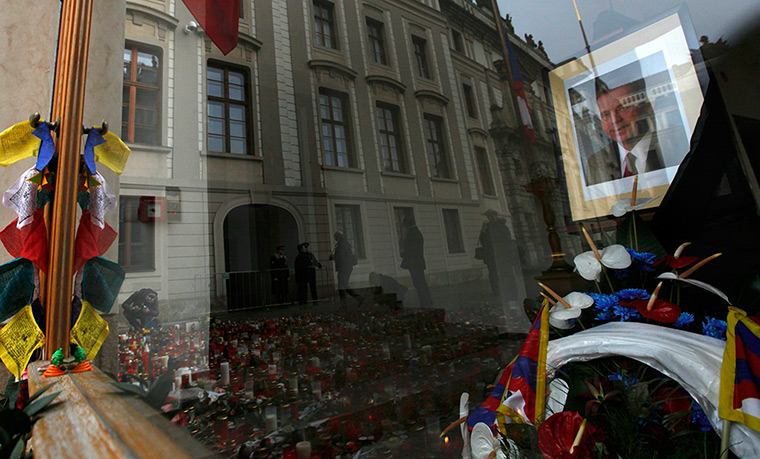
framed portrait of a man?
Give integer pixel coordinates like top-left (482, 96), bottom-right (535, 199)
top-left (549, 9), bottom-right (705, 221)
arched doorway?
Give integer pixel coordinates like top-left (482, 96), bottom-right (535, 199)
top-left (222, 204), bottom-right (300, 308)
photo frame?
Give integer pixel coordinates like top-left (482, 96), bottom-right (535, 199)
top-left (549, 10), bottom-right (705, 221)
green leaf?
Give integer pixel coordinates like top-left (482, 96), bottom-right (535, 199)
top-left (0, 409), bottom-right (32, 437)
top-left (4, 378), bottom-right (20, 408)
top-left (9, 437), bottom-right (25, 459)
top-left (0, 426), bottom-right (10, 448)
top-left (110, 382), bottom-right (148, 398)
top-left (22, 392), bottom-right (61, 417)
top-left (146, 371), bottom-right (173, 408)
top-left (24, 382), bottom-right (57, 406)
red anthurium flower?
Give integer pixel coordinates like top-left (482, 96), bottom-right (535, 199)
top-left (623, 298), bottom-right (681, 323)
top-left (656, 254), bottom-right (700, 269)
top-left (538, 411), bottom-right (601, 459)
top-left (653, 387), bottom-right (692, 433)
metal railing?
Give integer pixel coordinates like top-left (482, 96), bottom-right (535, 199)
top-left (195, 268), bottom-right (336, 311)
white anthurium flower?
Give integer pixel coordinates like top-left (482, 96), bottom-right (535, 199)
top-left (470, 422), bottom-right (497, 459)
top-left (657, 272), bottom-right (730, 304)
top-left (460, 393), bottom-right (472, 459)
top-left (573, 245), bottom-right (632, 281)
top-left (611, 196), bottom-right (659, 217)
top-left (549, 292), bottom-right (594, 329)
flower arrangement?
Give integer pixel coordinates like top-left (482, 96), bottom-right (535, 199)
top-left (460, 179), bottom-right (748, 459)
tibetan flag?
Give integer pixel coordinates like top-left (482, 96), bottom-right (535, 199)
top-left (182, 0), bottom-right (241, 55)
top-left (70, 301), bottom-right (109, 361)
top-left (0, 121), bottom-right (37, 166)
top-left (469, 300), bottom-right (550, 428)
top-left (505, 35), bottom-right (536, 144)
top-left (92, 131), bottom-right (131, 175)
top-left (0, 208), bottom-right (48, 274)
top-left (0, 304), bottom-right (44, 380)
top-left (73, 210), bottom-right (117, 273)
top-left (720, 307), bottom-right (760, 432)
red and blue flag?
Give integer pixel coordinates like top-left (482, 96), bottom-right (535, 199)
top-left (505, 35), bottom-right (536, 144)
top-left (469, 300), bottom-right (549, 428)
top-left (720, 307), bottom-right (760, 432)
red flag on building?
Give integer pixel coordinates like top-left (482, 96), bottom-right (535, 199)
top-left (182, 0), bottom-right (240, 55)
top-left (505, 34), bottom-right (536, 144)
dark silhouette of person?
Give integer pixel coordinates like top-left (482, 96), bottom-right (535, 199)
top-left (399, 216), bottom-right (432, 307)
top-left (269, 245), bottom-right (289, 304)
top-left (331, 231), bottom-right (364, 306)
top-left (294, 242), bottom-right (321, 304)
top-left (585, 77), bottom-right (665, 185)
top-left (122, 288), bottom-right (160, 330)
top-left (479, 210), bottom-right (521, 298)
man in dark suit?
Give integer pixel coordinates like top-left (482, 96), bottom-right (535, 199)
top-left (585, 78), bottom-right (665, 185)
top-left (399, 216), bottom-right (433, 307)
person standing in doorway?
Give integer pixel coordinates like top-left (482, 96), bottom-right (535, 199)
top-left (399, 216), bottom-right (433, 307)
top-left (295, 242), bottom-right (321, 305)
top-left (331, 231), bottom-right (364, 307)
top-left (478, 209), bottom-right (520, 298)
top-left (269, 245), bottom-right (289, 304)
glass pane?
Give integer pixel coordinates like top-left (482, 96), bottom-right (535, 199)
top-left (207, 81), bottom-right (223, 98)
top-left (207, 66), bottom-right (224, 82)
top-left (228, 71), bottom-right (244, 86)
top-left (208, 101), bottom-right (224, 118)
top-left (135, 88), bottom-right (159, 108)
top-left (229, 84), bottom-right (244, 101)
top-left (208, 118), bottom-right (225, 135)
top-left (137, 66), bottom-right (158, 85)
top-left (230, 121), bottom-right (245, 137)
top-left (134, 127), bottom-right (158, 145)
top-left (229, 104), bottom-right (245, 121)
top-left (77, 1), bottom-right (760, 456)
top-left (208, 134), bottom-right (224, 152)
top-left (230, 138), bottom-right (246, 154)
top-left (134, 108), bottom-right (157, 126)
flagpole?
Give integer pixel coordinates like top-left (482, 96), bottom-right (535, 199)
top-left (488, 0), bottom-right (526, 143)
top-left (720, 419), bottom-right (730, 459)
top-left (43, 0), bottom-right (94, 357)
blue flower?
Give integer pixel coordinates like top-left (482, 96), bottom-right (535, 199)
top-left (674, 312), bottom-right (695, 328)
top-left (617, 288), bottom-right (651, 301)
top-left (588, 293), bottom-right (620, 321)
top-left (626, 249), bottom-right (657, 272)
top-left (613, 267), bottom-right (630, 280)
top-left (612, 305), bottom-right (640, 321)
top-left (690, 403), bottom-right (712, 432)
top-left (596, 310), bottom-right (615, 321)
top-left (608, 372), bottom-right (639, 389)
top-left (702, 317), bottom-right (728, 341)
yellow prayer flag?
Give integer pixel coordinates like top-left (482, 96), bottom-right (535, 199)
top-left (0, 304), bottom-right (44, 379)
top-left (93, 130), bottom-right (130, 175)
top-left (0, 121), bottom-right (38, 167)
top-left (70, 300), bottom-right (109, 360)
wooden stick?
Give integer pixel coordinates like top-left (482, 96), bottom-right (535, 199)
top-left (538, 283), bottom-right (572, 309)
top-left (540, 292), bottom-right (557, 306)
top-left (440, 416), bottom-right (467, 438)
top-left (646, 282), bottom-right (663, 311)
top-left (581, 226), bottom-right (601, 260)
top-left (679, 253), bottom-right (722, 279)
top-left (630, 176), bottom-right (638, 206)
top-left (673, 242), bottom-right (691, 259)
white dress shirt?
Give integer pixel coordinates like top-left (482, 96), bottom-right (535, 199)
top-left (617, 132), bottom-right (653, 176)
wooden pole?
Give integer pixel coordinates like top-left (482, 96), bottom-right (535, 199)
top-left (44, 0), bottom-right (94, 357)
